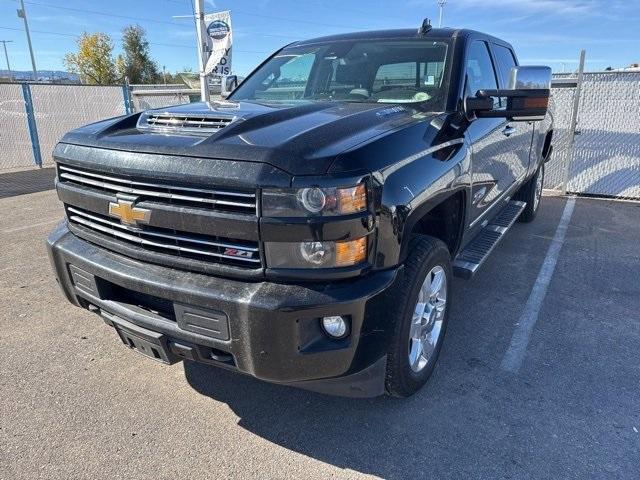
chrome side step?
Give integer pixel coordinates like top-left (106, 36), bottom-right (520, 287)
top-left (453, 200), bottom-right (526, 279)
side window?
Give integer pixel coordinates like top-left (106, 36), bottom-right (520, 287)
top-left (465, 41), bottom-right (499, 106)
top-left (255, 53), bottom-right (316, 100)
top-left (492, 44), bottom-right (518, 88)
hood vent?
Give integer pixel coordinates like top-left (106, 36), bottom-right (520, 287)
top-left (138, 113), bottom-right (234, 135)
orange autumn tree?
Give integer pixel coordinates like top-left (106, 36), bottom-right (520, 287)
top-left (64, 32), bottom-right (118, 85)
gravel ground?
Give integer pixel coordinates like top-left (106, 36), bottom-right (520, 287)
top-left (1, 189), bottom-right (639, 480)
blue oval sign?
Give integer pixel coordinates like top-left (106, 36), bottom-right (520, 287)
top-left (207, 20), bottom-right (230, 40)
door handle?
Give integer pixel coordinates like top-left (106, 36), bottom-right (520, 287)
top-left (502, 125), bottom-right (516, 137)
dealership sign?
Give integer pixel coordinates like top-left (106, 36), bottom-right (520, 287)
top-left (204, 10), bottom-right (232, 76)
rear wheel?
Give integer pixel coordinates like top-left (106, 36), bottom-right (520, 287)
top-left (385, 236), bottom-right (451, 397)
top-left (517, 163), bottom-right (544, 223)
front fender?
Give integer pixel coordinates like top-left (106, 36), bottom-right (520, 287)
top-left (374, 142), bottom-right (472, 268)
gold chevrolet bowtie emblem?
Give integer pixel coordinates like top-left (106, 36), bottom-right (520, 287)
top-left (108, 199), bottom-right (151, 226)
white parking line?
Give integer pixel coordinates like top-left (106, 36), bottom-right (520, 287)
top-left (501, 197), bottom-right (576, 373)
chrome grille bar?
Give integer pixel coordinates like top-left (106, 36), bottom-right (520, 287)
top-left (58, 165), bottom-right (256, 212)
top-left (146, 116), bottom-right (233, 129)
top-left (139, 113), bottom-right (234, 134)
top-left (67, 207), bottom-right (260, 264)
top-left (59, 165), bottom-right (254, 197)
top-left (67, 207), bottom-right (259, 252)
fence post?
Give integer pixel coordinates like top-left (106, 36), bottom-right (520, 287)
top-left (21, 82), bottom-right (42, 168)
top-left (562, 49), bottom-right (586, 195)
top-left (122, 77), bottom-right (133, 114)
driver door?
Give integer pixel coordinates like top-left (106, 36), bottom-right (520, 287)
top-left (464, 40), bottom-right (532, 227)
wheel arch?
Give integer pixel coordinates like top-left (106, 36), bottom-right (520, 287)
top-left (399, 188), bottom-right (467, 263)
top-left (542, 129), bottom-right (553, 161)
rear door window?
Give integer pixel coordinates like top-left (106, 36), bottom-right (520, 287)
top-left (465, 41), bottom-right (499, 107)
top-left (492, 44), bottom-right (518, 88)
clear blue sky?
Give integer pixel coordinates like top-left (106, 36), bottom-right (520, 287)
top-left (0, 0), bottom-right (637, 75)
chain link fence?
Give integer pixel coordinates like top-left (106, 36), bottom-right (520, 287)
top-left (129, 84), bottom-right (194, 111)
top-left (0, 83), bottom-right (36, 170)
top-left (545, 71), bottom-right (640, 199)
top-left (30, 85), bottom-right (126, 167)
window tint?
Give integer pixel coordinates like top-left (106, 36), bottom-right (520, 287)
top-left (373, 60), bottom-right (447, 91)
top-left (255, 52), bottom-right (317, 100)
top-left (492, 44), bottom-right (517, 88)
top-left (374, 62), bottom-right (417, 88)
top-left (465, 41), bottom-right (498, 106)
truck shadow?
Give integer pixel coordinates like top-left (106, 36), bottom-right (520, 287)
top-left (184, 358), bottom-right (448, 479)
top-left (182, 276), bottom-right (510, 479)
top-left (181, 197), bottom-right (575, 478)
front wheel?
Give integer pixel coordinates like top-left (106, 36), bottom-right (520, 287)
top-left (385, 236), bottom-right (452, 397)
top-left (516, 163), bottom-right (545, 223)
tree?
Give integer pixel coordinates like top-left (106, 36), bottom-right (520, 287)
top-left (116, 25), bottom-right (160, 84)
top-left (64, 33), bottom-right (117, 85)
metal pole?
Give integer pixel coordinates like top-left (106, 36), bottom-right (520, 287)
top-left (438, 0), bottom-right (446, 27)
top-left (562, 49), bottom-right (586, 195)
top-left (0, 40), bottom-right (13, 81)
top-left (17, 0), bottom-right (38, 81)
top-left (194, 0), bottom-right (210, 102)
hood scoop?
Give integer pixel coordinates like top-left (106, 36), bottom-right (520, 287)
top-left (137, 112), bottom-right (235, 135)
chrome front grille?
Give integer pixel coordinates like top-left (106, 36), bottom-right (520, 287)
top-left (66, 206), bottom-right (261, 267)
top-left (138, 113), bottom-right (234, 134)
top-left (58, 164), bottom-right (256, 214)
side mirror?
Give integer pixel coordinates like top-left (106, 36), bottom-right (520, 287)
top-left (466, 66), bottom-right (552, 121)
top-left (221, 75), bottom-right (238, 98)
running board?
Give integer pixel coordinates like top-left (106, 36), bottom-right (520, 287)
top-left (453, 200), bottom-right (526, 279)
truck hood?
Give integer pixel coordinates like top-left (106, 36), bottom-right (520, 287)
top-left (59, 100), bottom-right (431, 176)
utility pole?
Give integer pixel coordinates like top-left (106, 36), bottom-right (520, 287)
top-left (17, 0), bottom-right (37, 81)
top-left (0, 40), bottom-right (13, 81)
top-left (194, 0), bottom-right (210, 102)
top-left (437, 0), bottom-right (447, 28)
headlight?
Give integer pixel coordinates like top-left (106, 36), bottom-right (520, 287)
top-left (265, 237), bottom-right (367, 269)
top-left (262, 183), bottom-right (366, 217)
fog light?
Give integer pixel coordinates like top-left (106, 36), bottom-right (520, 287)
top-left (321, 315), bottom-right (349, 339)
top-left (300, 241), bottom-right (331, 266)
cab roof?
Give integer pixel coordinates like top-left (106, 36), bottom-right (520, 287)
top-left (290, 28), bottom-right (509, 48)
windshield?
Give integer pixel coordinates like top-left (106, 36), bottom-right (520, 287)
top-left (230, 39), bottom-right (452, 110)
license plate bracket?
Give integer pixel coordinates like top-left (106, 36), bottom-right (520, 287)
top-left (103, 310), bottom-right (180, 364)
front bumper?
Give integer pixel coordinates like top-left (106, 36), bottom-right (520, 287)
top-left (47, 221), bottom-right (399, 397)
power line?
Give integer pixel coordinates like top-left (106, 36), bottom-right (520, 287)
top-left (0, 25), bottom-right (271, 54)
top-left (20, 0), bottom-right (179, 26)
top-left (11, 0), bottom-right (361, 33)
top-left (0, 25), bottom-right (75, 38)
top-left (232, 9), bottom-right (356, 30)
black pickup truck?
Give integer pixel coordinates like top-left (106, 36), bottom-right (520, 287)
top-left (47, 22), bottom-right (554, 397)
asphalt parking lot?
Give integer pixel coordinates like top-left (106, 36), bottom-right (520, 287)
top-left (1, 185), bottom-right (639, 480)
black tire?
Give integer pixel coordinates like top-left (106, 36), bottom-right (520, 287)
top-left (516, 162), bottom-right (545, 223)
top-left (385, 235), bottom-right (452, 397)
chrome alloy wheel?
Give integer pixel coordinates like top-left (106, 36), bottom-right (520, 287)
top-left (408, 265), bottom-right (447, 373)
top-left (533, 167), bottom-right (544, 212)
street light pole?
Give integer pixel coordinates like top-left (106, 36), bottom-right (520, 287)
top-left (194, 0), bottom-right (210, 102)
top-left (0, 40), bottom-right (13, 81)
top-left (437, 0), bottom-right (447, 28)
top-left (17, 0), bottom-right (38, 81)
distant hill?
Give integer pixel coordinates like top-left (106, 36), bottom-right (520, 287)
top-left (0, 69), bottom-right (80, 82)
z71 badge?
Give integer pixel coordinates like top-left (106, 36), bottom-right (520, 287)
top-left (223, 248), bottom-right (253, 258)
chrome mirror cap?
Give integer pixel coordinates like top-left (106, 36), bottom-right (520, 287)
top-left (508, 66), bottom-right (552, 90)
